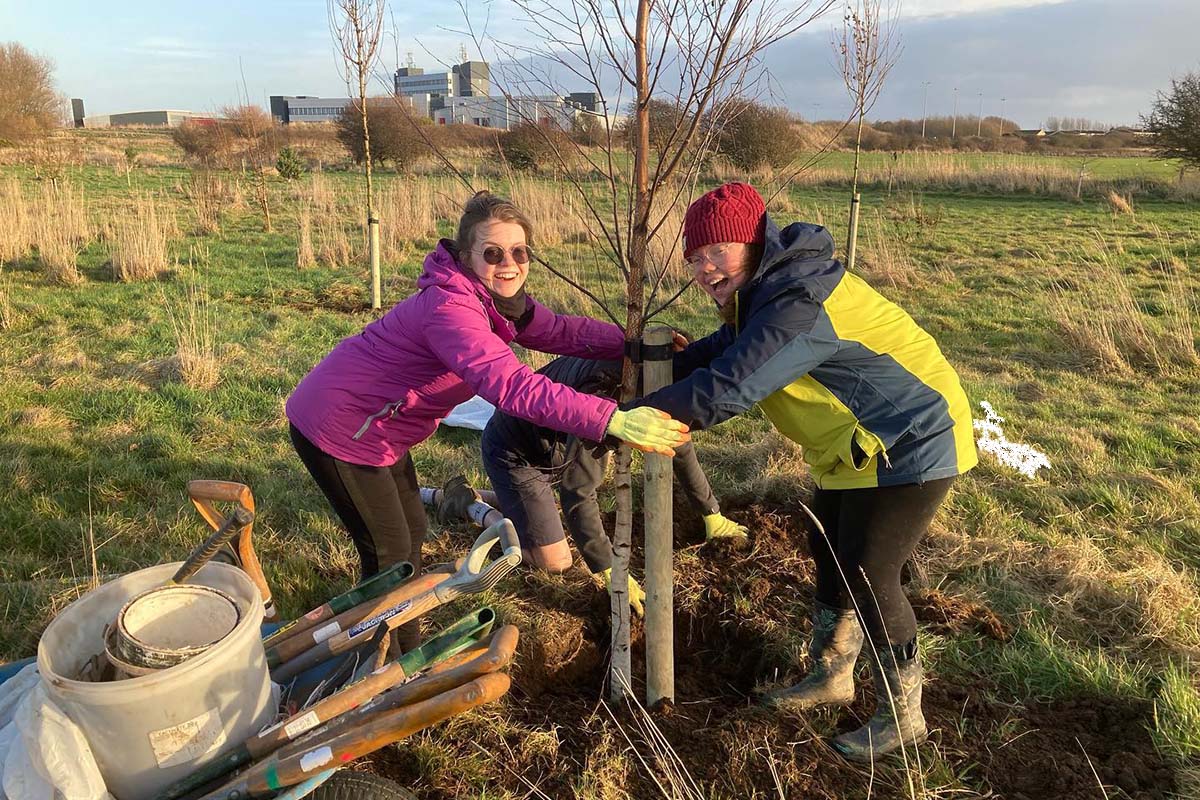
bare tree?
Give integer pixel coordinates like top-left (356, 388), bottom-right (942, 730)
top-left (330, 0), bottom-right (387, 310)
top-left (833, 0), bottom-right (900, 271)
top-left (0, 43), bottom-right (62, 141)
top-left (220, 105), bottom-right (280, 232)
top-left (457, 0), bottom-right (834, 703)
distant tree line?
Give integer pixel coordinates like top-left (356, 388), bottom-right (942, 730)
top-left (1043, 117), bottom-right (1114, 132)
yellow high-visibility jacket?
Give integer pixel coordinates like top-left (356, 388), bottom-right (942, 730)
top-left (641, 219), bottom-right (977, 490)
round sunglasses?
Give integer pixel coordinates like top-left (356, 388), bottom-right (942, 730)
top-left (468, 244), bottom-right (534, 265)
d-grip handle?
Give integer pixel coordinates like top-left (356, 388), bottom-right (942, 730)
top-left (436, 519), bottom-right (523, 602)
top-left (186, 479), bottom-right (276, 621)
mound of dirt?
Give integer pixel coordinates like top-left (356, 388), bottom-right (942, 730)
top-left (370, 502), bottom-right (1178, 799)
top-left (911, 586), bottom-right (1011, 641)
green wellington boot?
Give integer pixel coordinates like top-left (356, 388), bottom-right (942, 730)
top-left (832, 639), bottom-right (927, 762)
top-left (763, 601), bottom-right (864, 711)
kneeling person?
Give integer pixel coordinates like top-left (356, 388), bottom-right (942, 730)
top-left (481, 356), bottom-right (746, 611)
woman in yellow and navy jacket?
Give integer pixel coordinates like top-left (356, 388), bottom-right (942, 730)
top-left (633, 182), bottom-right (977, 763)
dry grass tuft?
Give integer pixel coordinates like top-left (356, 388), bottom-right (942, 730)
top-left (316, 215), bottom-right (356, 270)
top-left (297, 202), bottom-right (317, 270)
top-left (27, 181), bottom-right (91, 285)
top-left (306, 172), bottom-right (341, 217)
top-left (1107, 190), bottom-right (1135, 216)
top-left (377, 179), bottom-right (436, 261)
top-left (36, 226), bottom-right (83, 285)
top-left (857, 210), bottom-right (918, 289)
top-left (509, 175), bottom-right (591, 248)
top-left (111, 195), bottom-right (174, 282)
top-left (160, 259), bottom-right (219, 390)
top-left (1048, 232), bottom-right (1195, 374)
top-left (13, 406), bottom-right (74, 431)
top-left (0, 286), bottom-right (12, 330)
top-left (181, 170), bottom-right (229, 235)
top-left (0, 179), bottom-right (31, 264)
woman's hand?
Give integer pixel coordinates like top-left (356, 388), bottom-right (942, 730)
top-left (671, 329), bottom-right (690, 351)
top-left (606, 407), bottom-right (690, 456)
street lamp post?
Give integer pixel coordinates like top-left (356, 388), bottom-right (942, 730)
top-left (921, 81), bottom-right (931, 138)
top-left (977, 92), bottom-right (984, 137)
top-left (1000, 97), bottom-right (1007, 136)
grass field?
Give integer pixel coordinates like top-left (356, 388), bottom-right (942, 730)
top-left (1, 129), bottom-right (1198, 798)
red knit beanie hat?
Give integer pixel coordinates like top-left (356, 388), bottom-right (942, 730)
top-left (682, 182), bottom-right (766, 259)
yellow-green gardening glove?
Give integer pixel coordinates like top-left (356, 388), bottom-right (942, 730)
top-left (602, 568), bottom-right (646, 617)
top-left (704, 512), bottom-right (749, 541)
top-left (606, 407), bottom-right (690, 456)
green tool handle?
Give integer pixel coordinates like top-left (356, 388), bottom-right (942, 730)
top-left (195, 674), bottom-right (511, 800)
top-left (261, 561), bottom-right (414, 651)
top-left (171, 508), bottom-right (254, 585)
top-left (275, 624), bottom-right (518, 763)
top-left (155, 608), bottom-right (497, 800)
top-left (358, 606), bottom-right (495, 683)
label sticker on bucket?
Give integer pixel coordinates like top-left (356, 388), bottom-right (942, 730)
top-left (148, 708), bottom-right (227, 769)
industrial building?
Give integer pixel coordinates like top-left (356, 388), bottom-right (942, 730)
top-left (273, 57), bottom-right (601, 131)
top-left (393, 60), bottom-right (489, 105)
top-left (433, 95), bottom-right (603, 130)
top-left (269, 94), bottom-right (422, 124)
top-left (269, 96), bottom-right (356, 124)
top-left (70, 99), bottom-right (209, 128)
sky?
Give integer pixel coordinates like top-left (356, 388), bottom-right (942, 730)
top-left (2, 0), bottom-right (1196, 128)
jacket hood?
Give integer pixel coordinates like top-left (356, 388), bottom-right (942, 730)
top-left (739, 216), bottom-right (842, 300)
top-left (755, 217), bottom-right (836, 280)
top-left (417, 239), bottom-right (478, 293)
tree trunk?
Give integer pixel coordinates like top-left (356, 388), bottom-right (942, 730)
top-left (846, 111), bottom-right (864, 271)
top-left (609, 0), bottom-right (652, 705)
top-left (358, 42), bottom-right (380, 311)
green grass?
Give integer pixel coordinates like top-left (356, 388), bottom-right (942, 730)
top-left (2, 130), bottom-right (1199, 797)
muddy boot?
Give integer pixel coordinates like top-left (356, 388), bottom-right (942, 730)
top-left (763, 601), bottom-right (863, 711)
top-left (832, 639), bottom-right (927, 763)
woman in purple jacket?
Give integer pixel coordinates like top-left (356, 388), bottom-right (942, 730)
top-left (286, 191), bottom-right (688, 650)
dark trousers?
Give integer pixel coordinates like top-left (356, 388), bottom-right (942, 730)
top-left (289, 424), bottom-right (429, 651)
top-left (808, 477), bottom-right (954, 647)
top-left (482, 424), bottom-right (719, 574)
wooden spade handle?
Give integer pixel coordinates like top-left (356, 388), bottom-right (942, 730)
top-left (274, 625), bottom-right (519, 762)
top-left (268, 570), bottom-right (451, 667)
top-left (186, 480), bottom-right (276, 621)
top-left (255, 674), bottom-right (511, 797)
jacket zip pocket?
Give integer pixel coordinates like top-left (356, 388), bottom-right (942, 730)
top-left (352, 398), bottom-right (407, 440)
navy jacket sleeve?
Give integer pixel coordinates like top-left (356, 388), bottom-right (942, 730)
top-left (672, 325), bottom-right (736, 381)
top-left (632, 288), bottom-right (838, 430)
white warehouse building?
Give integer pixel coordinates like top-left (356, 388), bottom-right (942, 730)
top-left (433, 95), bottom-right (602, 131)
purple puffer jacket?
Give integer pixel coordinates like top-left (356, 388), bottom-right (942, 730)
top-left (286, 241), bottom-right (625, 466)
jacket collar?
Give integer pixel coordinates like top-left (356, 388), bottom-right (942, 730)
top-left (417, 239), bottom-right (521, 341)
top-left (730, 215), bottom-right (843, 325)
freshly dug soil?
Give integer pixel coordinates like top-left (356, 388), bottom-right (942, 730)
top-left (370, 500), bottom-right (1178, 799)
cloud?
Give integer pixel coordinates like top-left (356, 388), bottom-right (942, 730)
top-left (125, 37), bottom-right (221, 60)
top-left (900, 0), bottom-right (1073, 19)
top-left (767, 0), bottom-right (1200, 126)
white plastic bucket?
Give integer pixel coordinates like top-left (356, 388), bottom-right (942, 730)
top-left (37, 562), bottom-right (275, 800)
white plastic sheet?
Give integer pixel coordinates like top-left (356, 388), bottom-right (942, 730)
top-left (442, 395), bottom-right (496, 431)
top-left (0, 665), bottom-right (112, 800)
